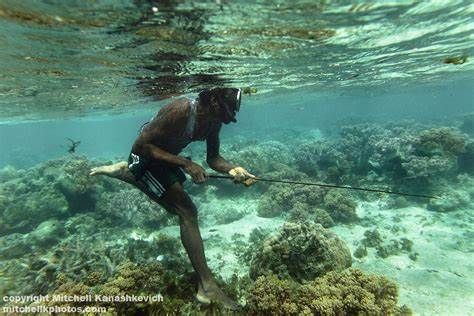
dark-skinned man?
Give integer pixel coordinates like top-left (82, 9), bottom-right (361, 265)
top-left (90, 87), bottom-right (256, 309)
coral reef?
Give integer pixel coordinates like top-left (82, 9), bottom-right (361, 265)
top-left (249, 221), bottom-right (352, 282)
top-left (257, 182), bottom-right (358, 226)
top-left (225, 140), bottom-right (294, 175)
top-left (288, 202), bottom-right (335, 228)
top-left (323, 190), bottom-right (358, 223)
top-left (246, 269), bottom-right (410, 315)
top-left (49, 260), bottom-right (200, 314)
top-left (257, 183), bottom-right (326, 218)
top-left (1, 183), bottom-right (68, 234)
top-left (0, 156), bottom-right (112, 235)
top-left (295, 140), bottom-right (349, 183)
top-left (214, 206), bottom-right (247, 225)
top-left (1, 118), bottom-right (471, 314)
top-left (427, 189), bottom-right (470, 212)
top-left (27, 219), bottom-right (66, 248)
top-left (0, 233), bottom-right (32, 260)
top-left (56, 156), bottom-right (98, 212)
top-left (332, 123), bottom-right (470, 196)
top-left (458, 140), bottom-right (474, 174)
top-left (413, 127), bottom-right (466, 157)
top-left (96, 188), bottom-right (176, 229)
top-left (358, 229), bottom-right (417, 260)
top-left (232, 227), bottom-right (271, 264)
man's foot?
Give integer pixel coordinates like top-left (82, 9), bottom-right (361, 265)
top-left (196, 282), bottom-right (240, 310)
top-left (196, 282), bottom-right (211, 305)
top-left (89, 162), bottom-right (126, 176)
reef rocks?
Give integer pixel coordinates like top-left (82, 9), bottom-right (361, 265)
top-left (27, 219), bottom-right (65, 248)
top-left (96, 188), bottom-right (176, 229)
top-left (246, 269), bottom-right (410, 315)
top-left (323, 190), bottom-right (358, 223)
top-left (1, 182), bottom-right (68, 235)
top-left (295, 140), bottom-right (350, 183)
top-left (49, 260), bottom-right (198, 314)
top-left (354, 229), bottom-right (417, 260)
top-left (0, 156), bottom-right (105, 235)
top-left (249, 221), bottom-right (352, 282)
top-left (257, 182), bottom-right (358, 225)
top-left (427, 189), bottom-right (470, 212)
top-left (225, 140), bottom-right (295, 175)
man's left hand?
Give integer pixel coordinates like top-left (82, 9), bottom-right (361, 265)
top-left (228, 167), bottom-right (257, 186)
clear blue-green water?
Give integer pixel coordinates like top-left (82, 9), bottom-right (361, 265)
top-left (0, 1), bottom-right (473, 315)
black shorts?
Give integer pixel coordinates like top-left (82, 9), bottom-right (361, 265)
top-left (128, 152), bottom-right (186, 199)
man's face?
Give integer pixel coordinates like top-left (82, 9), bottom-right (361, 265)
top-left (215, 88), bottom-right (241, 124)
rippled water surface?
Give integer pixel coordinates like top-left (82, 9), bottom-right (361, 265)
top-left (0, 0), bottom-right (472, 120)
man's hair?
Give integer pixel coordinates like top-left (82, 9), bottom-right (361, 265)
top-left (198, 88), bottom-right (212, 106)
top-left (198, 87), bottom-right (240, 106)
top-left (198, 87), bottom-right (241, 123)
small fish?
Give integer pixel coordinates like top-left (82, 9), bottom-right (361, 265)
top-left (156, 255), bottom-right (164, 261)
top-left (443, 55), bottom-right (468, 65)
top-left (65, 138), bottom-right (81, 154)
top-left (243, 87), bottom-right (258, 95)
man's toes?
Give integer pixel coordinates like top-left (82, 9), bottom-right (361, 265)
top-left (89, 167), bottom-right (102, 176)
top-left (195, 292), bottom-right (211, 305)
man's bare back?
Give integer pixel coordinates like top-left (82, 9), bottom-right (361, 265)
top-left (133, 97), bottom-right (220, 155)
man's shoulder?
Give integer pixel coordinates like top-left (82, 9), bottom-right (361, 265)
top-left (156, 98), bottom-right (190, 119)
top-left (162, 97), bottom-right (190, 110)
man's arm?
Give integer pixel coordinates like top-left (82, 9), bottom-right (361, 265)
top-left (137, 139), bottom-right (208, 183)
top-left (206, 124), bottom-right (237, 173)
top-left (206, 125), bottom-right (257, 186)
top-left (141, 142), bottom-right (190, 168)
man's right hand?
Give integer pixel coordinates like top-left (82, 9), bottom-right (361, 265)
top-left (183, 161), bottom-right (208, 183)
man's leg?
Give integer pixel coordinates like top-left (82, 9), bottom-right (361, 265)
top-left (155, 182), bottom-right (239, 309)
top-left (90, 165), bottom-right (239, 309)
top-left (90, 161), bottom-right (139, 186)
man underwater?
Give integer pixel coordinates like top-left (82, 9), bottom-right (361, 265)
top-left (90, 87), bottom-right (256, 309)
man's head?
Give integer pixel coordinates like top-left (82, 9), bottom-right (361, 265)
top-left (199, 87), bottom-right (242, 124)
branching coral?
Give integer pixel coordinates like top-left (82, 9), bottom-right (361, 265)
top-left (295, 140), bottom-right (350, 183)
top-left (249, 222), bottom-right (351, 282)
top-left (246, 269), bottom-right (410, 315)
top-left (232, 227), bottom-right (271, 264)
top-left (225, 140), bottom-right (294, 174)
top-left (246, 274), bottom-right (299, 315)
top-left (48, 260), bottom-right (202, 314)
top-left (331, 123), bottom-right (470, 194)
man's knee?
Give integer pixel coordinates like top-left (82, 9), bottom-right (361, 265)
top-left (161, 182), bottom-right (198, 219)
top-left (175, 203), bottom-right (198, 221)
